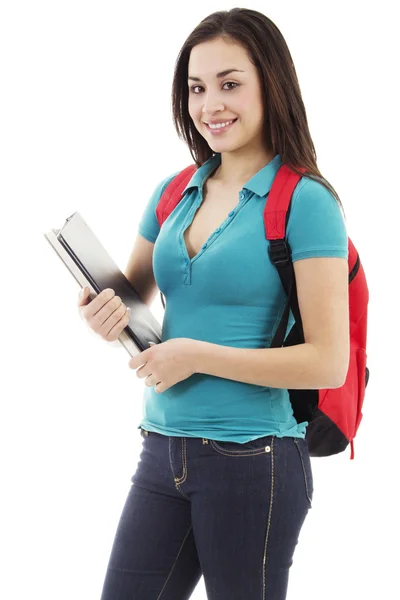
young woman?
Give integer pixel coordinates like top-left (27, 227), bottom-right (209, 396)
top-left (79, 8), bottom-right (349, 600)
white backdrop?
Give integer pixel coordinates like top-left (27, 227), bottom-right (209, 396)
top-left (1, 1), bottom-right (398, 599)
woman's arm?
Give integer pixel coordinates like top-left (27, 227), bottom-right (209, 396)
top-left (195, 257), bottom-right (350, 390)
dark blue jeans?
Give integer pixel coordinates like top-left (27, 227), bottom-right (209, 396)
top-left (99, 427), bottom-right (313, 600)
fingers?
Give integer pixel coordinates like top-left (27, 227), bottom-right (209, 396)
top-left (77, 285), bottom-right (91, 307)
top-left (77, 286), bottom-right (131, 342)
top-left (103, 306), bottom-right (131, 342)
top-left (79, 288), bottom-right (115, 322)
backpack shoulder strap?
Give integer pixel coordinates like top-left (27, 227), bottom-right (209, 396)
top-left (264, 164), bottom-right (306, 242)
top-left (156, 164), bottom-right (197, 227)
top-left (264, 164), bottom-right (307, 349)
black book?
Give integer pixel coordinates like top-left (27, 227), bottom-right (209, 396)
top-left (43, 211), bottom-right (162, 356)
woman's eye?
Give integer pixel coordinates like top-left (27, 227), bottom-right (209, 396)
top-left (190, 82), bottom-right (239, 94)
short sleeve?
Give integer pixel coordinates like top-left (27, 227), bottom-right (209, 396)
top-left (286, 177), bottom-right (348, 262)
top-left (137, 170), bottom-right (181, 243)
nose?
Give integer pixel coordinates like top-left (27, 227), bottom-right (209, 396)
top-left (202, 103), bottom-right (225, 121)
top-left (202, 93), bottom-right (225, 116)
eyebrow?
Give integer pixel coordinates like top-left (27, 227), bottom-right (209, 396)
top-left (188, 69), bottom-right (245, 82)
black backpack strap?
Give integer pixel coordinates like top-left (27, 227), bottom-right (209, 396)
top-left (268, 239), bottom-right (304, 347)
top-left (265, 164), bottom-right (307, 348)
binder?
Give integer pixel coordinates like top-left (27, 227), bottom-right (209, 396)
top-left (43, 211), bottom-right (162, 356)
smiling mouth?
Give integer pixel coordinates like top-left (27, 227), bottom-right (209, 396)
top-left (205, 118), bottom-right (238, 132)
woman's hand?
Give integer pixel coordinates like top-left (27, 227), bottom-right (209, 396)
top-left (77, 287), bottom-right (131, 342)
top-left (128, 338), bottom-right (200, 393)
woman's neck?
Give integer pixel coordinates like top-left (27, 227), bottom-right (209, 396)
top-left (211, 151), bottom-right (276, 186)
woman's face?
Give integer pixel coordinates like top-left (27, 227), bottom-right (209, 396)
top-left (188, 37), bottom-right (265, 154)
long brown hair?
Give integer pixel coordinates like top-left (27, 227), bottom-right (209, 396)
top-left (171, 7), bottom-right (346, 219)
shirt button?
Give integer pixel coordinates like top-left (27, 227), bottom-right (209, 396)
top-left (239, 192), bottom-right (244, 201)
top-left (228, 211), bottom-right (234, 217)
top-left (202, 243), bottom-right (207, 249)
top-left (215, 227), bottom-right (221, 233)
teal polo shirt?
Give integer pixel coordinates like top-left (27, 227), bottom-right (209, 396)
top-left (136, 152), bottom-right (348, 443)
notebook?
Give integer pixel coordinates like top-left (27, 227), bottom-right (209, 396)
top-left (43, 211), bottom-right (162, 356)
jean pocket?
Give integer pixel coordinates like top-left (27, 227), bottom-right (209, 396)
top-left (209, 435), bottom-right (274, 456)
top-left (294, 438), bottom-right (314, 508)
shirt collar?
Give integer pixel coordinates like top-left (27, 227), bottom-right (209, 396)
top-left (181, 152), bottom-right (283, 198)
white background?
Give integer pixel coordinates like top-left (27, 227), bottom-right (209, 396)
top-left (1, 1), bottom-right (399, 599)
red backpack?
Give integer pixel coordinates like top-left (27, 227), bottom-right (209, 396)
top-left (155, 163), bottom-right (370, 460)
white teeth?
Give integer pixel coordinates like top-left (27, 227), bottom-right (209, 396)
top-left (208, 120), bottom-right (234, 129)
